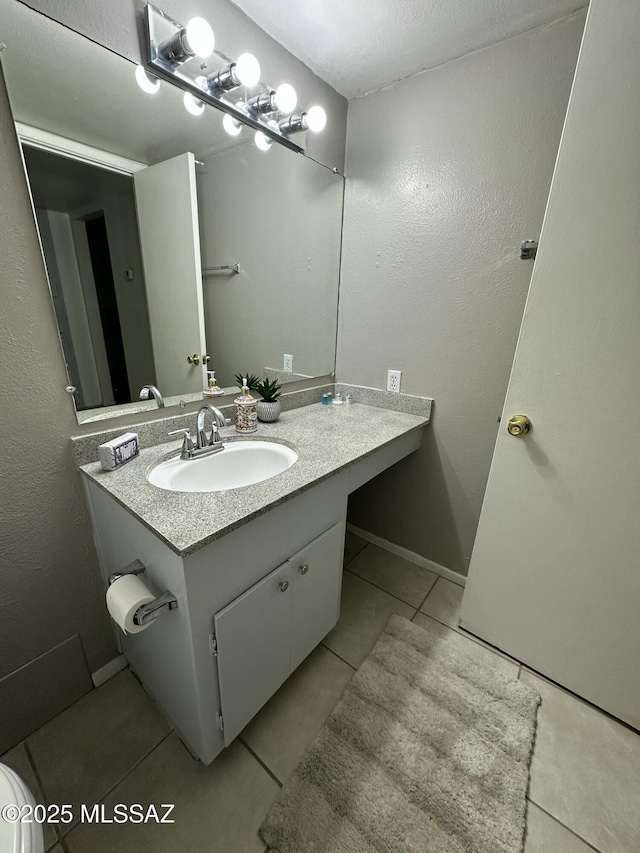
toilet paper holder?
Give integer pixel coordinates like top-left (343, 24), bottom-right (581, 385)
top-left (109, 559), bottom-right (178, 628)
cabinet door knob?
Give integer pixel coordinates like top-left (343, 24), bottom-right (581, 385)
top-left (279, 580), bottom-right (289, 592)
top-left (299, 564), bottom-right (309, 575)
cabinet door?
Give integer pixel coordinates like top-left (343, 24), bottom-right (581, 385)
top-left (214, 562), bottom-right (291, 745)
top-left (290, 522), bottom-right (344, 671)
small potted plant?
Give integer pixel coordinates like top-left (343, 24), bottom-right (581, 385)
top-left (233, 372), bottom-right (260, 392)
top-left (255, 377), bottom-right (282, 422)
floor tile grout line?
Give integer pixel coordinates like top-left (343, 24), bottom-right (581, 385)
top-left (342, 540), bottom-right (368, 569)
top-left (320, 642), bottom-right (357, 671)
top-left (413, 610), bottom-right (452, 630)
top-left (528, 799), bottom-right (602, 852)
top-left (417, 575), bottom-right (440, 611)
top-left (23, 740), bottom-right (64, 845)
top-left (58, 729), bottom-right (174, 838)
top-left (238, 737), bottom-right (283, 789)
top-left (344, 565), bottom-right (434, 610)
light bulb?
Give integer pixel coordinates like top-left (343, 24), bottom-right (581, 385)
top-left (235, 53), bottom-right (260, 88)
top-left (274, 83), bottom-right (297, 114)
top-left (183, 92), bottom-right (205, 116)
top-left (223, 114), bottom-right (243, 136)
top-left (255, 131), bottom-right (272, 151)
top-left (135, 65), bottom-right (160, 94)
top-left (185, 17), bottom-right (215, 58)
top-left (305, 105), bottom-right (327, 133)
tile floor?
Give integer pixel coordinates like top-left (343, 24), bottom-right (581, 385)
top-left (3, 532), bottom-right (639, 852)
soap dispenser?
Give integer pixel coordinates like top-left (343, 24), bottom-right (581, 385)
top-left (234, 377), bottom-right (258, 433)
top-left (203, 370), bottom-right (224, 397)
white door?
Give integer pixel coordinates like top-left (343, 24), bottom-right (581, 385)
top-left (133, 152), bottom-right (206, 397)
top-left (460, 0), bottom-right (640, 729)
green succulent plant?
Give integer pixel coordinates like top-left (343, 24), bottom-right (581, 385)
top-left (256, 377), bottom-right (282, 402)
top-left (233, 372), bottom-right (261, 391)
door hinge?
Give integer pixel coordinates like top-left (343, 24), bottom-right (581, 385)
top-left (520, 239), bottom-right (538, 260)
top-left (216, 711), bottom-right (224, 731)
top-left (208, 633), bottom-right (218, 657)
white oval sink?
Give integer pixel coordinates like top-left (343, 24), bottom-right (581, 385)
top-left (148, 441), bottom-right (298, 493)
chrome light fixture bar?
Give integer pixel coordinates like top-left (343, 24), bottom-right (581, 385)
top-left (143, 4), bottom-right (307, 153)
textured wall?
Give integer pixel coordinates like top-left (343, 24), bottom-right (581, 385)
top-left (0, 74), bottom-right (115, 679)
top-left (19, 0), bottom-right (347, 173)
top-left (338, 13), bottom-right (586, 575)
top-left (198, 140), bottom-right (342, 387)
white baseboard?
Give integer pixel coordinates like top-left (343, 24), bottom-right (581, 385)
top-left (347, 523), bottom-right (466, 587)
top-left (91, 654), bottom-right (128, 688)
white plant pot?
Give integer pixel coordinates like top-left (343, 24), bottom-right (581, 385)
top-left (257, 399), bottom-right (281, 422)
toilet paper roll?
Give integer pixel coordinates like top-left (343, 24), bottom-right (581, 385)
top-left (106, 574), bottom-right (156, 634)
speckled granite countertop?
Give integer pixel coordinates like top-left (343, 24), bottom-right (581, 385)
top-left (79, 402), bottom-right (428, 557)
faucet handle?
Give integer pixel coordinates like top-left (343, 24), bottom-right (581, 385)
top-left (168, 428), bottom-right (194, 455)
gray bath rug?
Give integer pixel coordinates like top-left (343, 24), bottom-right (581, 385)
top-left (261, 614), bottom-right (540, 853)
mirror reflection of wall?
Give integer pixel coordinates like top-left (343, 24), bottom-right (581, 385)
top-left (1, 0), bottom-right (343, 424)
top-left (199, 141), bottom-right (342, 389)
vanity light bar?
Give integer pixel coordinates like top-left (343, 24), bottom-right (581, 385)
top-left (143, 4), bottom-right (325, 152)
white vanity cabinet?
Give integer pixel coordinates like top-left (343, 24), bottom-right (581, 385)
top-left (82, 414), bottom-right (425, 764)
top-left (214, 522), bottom-right (343, 744)
top-left (85, 470), bottom-right (351, 765)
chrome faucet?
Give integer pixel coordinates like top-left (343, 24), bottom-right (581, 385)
top-left (168, 404), bottom-right (228, 460)
top-left (139, 384), bottom-right (165, 408)
top-left (197, 404), bottom-right (227, 449)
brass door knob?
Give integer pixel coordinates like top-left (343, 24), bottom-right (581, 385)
top-left (187, 354), bottom-right (200, 365)
top-left (507, 415), bottom-right (532, 437)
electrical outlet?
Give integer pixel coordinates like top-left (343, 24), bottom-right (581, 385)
top-left (387, 369), bottom-right (402, 393)
top-left (283, 354), bottom-right (293, 373)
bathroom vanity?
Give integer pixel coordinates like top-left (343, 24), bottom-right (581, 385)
top-left (79, 401), bottom-right (429, 763)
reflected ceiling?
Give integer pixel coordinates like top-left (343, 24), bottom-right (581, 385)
top-left (0, 0), bottom-right (244, 164)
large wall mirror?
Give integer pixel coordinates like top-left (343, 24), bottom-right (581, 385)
top-left (0, 1), bottom-right (343, 423)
